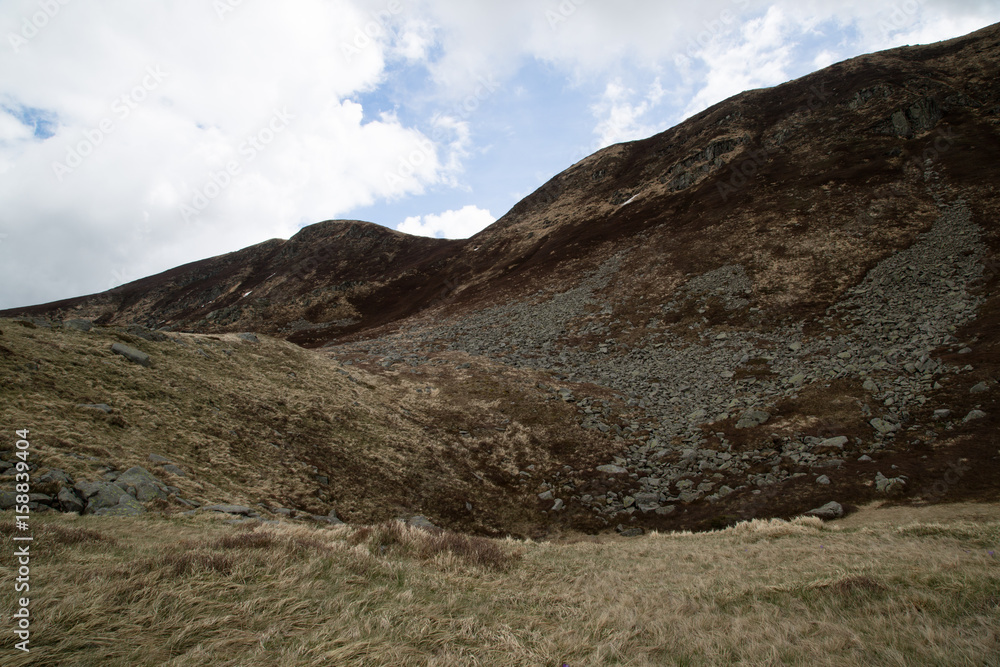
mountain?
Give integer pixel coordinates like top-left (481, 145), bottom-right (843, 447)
top-left (2, 23), bottom-right (999, 535)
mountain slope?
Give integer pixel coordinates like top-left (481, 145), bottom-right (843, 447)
top-left (3, 23), bottom-right (1000, 535)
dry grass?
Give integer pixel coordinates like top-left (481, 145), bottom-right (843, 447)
top-left (0, 504), bottom-right (997, 666)
top-left (0, 319), bottom-right (613, 534)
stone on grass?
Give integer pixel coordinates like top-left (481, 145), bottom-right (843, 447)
top-left (110, 343), bottom-right (150, 367)
top-left (804, 501), bottom-right (844, 520)
top-left (57, 487), bottom-right (85, 513)
top-left (114, 466), bottom-right (168, 501)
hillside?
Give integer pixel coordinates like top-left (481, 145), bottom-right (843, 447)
top-left (3, 24), bottom-right (998, 535)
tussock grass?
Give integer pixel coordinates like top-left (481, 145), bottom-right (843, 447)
top-left (1, 504), bottom-right (997, 665)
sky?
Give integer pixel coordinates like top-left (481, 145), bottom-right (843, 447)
top-left (1, 1), bottom-right (999, 310)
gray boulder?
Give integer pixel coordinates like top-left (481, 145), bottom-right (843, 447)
top-left (736, 409), bottom-right (770, 429)
top-left (114, 467), bottom-right (168, 501)
top-left (963, 410), bottom-right (987, 423)
top-left (237, 333), bottom-right (259, 343)
top-left (85, 482), bottom-right (131, 513)
top-left (870, 418), bottom-right (898, 435)
top-left (37, 469), bottom-right (72, 485)
top-left (406, 515), bottom-right (438, 530)
top-left (804, 501), bottom-right (844, 520)
top-left (74, 480), bottom-right (103, 499)
top-left (62, 319), bottom-right (93, 332)
top-left (110, 343), bottom-right (150, 367)
top-left (57, 487), bottom-right (85, 513)
top-left (161, 464), bottom-right (186, 477)
top-left (92, 493), bottom-right (145, 516)
top-left (77, 403), bottom-right (112, 413)
top-left (0, 491), bottom-right (16, 510)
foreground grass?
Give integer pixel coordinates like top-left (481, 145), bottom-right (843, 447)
top-left (1, 504), bottom-right (997, 666)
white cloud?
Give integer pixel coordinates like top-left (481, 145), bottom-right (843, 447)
top-left (680, 6), bottom-right (796, 119)
top-left (397, 205), bottom-right (495, 238)
top-left (591, 77), bottom-right (669, 148)
top-left (1, 0), bottom-right (999, 310)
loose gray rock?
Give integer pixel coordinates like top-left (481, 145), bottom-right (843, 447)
top-left (237, 332), bottom-right (259, 343)
top-left (77, 403), bottom-right (112, 413)
top-left (148, 454), bottom-right (172, 464)
top-left (551, 498), bottom-right (565, 511)
top-left (406, 515), bottom-right (438, 530)
top-left (932, 409), bottom-right (951, 421)
top-left (92, 493), bottom-right (145, 516)
top-left (963, 409), bottom-right (987, 423)
top-left (85, 482), bottom-right (131, 514)
top-left (62, 319), bottom-right (93, 332)
top-left (161, 464), bottom-right (186, 477)
top-left (804, 501), bottom-right (844, 520)
top-left (814, 436), bottom-right (848, 453)
top-left (57, 487), bottom-right (85, 513)
top-left (74, 480), bottom-right (103, 500)
top-left (0, 491), bottom-right (16, 509)
top-left (858, 455), bottom-right (874, 462)
top-left (114, 467), bottom-right (168, 502)
top-left (110, 343), bottom-right (150, 367)
top-left (875, 472), bottom-right (907, 495)
top-left (538, 490), bottom-right (554, 501)
top-left (816, 475), bottom-right (831, 485)
top-left (596, 464), bottom-right (628, 474)
top-left (870, 418), bottom-right (898, 434)
top-left (37, 469), bottom-right (72, 485)
top-left (970, 382), bottom-right (989, 394)
top-left (736, 409), bottom-right (770, 429)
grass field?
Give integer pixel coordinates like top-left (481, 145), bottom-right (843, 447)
top-left (1, 502), bottom-right (997, 666)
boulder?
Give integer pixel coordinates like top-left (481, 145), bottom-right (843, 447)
top-left (37, 469), bottom-right (72, 485)
top-left (237, 333), bottom-right (259, 343)
top-left (114, 467), bottom-right (168, 501)
top-left (875, 472), bottom-right (907, 495)
top-left (736, 409), bottom-right (770, 429)
top-left (92, 493), bottom-right (145, 516)
top-left (77, 403), bottom-right (112, 413)
top-left (110, 343), bottom-right (150, 367)
top-left (870, 418), bottom-right (898, 435)
top-left (148, 454), bottom-right (172, 464)
top-left (62, 319), bottom-right (93, 332)
top-left (963, 410), bottom-right (987, 423)
top-left (161, 464), bottom-right (186, 477)
top-left (85, 482), bottom-right (132, 514)
top-left (406, 515), bottom-right (438, 530)
top-left (57, 487), bottom-right (85, 513)
top-left (0, 491), bottom-right (16, 510)
top-left (814, 436), bottom-right (848, 454)
top-left (804, 501), bottom-right (844, 520)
